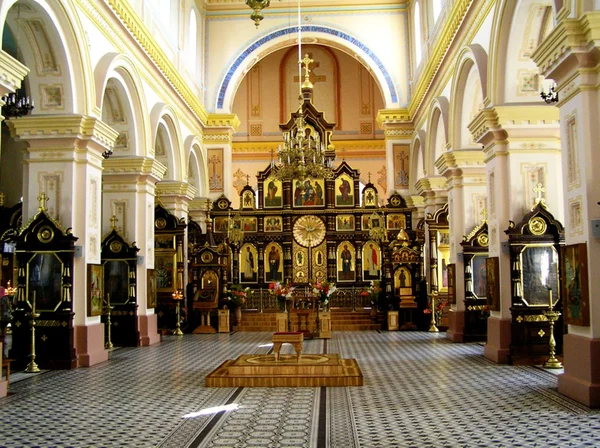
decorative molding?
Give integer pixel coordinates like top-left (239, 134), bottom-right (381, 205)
top-left (376, 108), bottom-right (411, 125)
top-left (102, 156), bottom-right (167, 183)
top-left (156, 181), bottom-right (198, 201)
top-left (103, 0), bottom-right (209, 123)
top-left (0, 49), bottom-right (29, 94)
top-left (206, 113), bottom-right (241, 130)
top-left (568, 196), bottom-right (583, 236)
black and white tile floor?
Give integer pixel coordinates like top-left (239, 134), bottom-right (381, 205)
top-left (1, 331), bottom-right (599, 447)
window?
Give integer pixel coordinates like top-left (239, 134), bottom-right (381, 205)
top-left (432, 0), bottom-right (443, 23)
top-left (414, 1), bottom-right (422, 66)
top-left (187, 10), bottom-right (197, 74)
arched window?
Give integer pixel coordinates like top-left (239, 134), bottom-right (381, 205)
top-left (414, 1), bottom-right (422, 66)
top-left (432, 0), bottom-right (443, 22)
top-left (187, 10), bottom-right (198, 74)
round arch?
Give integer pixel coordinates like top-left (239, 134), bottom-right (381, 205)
top-left (0, 0), bottom-right (93, 114)
top-left (448, 45), bottom-right (488, 150)
top-left (425, 96), bottom-right (450, 175)
top-left (215, 25), bottom-right (400, 112)
top-left (150, 104), bottom-right (184, 182)
top-left (410, 130), bottom-right (427, 193)
top-left (184, 135), bottom-right (207, 197)
top-left (95, 53), bottom-right (150, 157)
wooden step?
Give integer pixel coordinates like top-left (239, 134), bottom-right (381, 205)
top-left (233, 310), bottom-right (382, 332)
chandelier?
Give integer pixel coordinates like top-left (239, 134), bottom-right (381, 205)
top-left (540, 83), bottom-right (558, 104)
top-left (272, 109), bottom-right (334, 180)
top-left (2, 90), bottom-right (34, 118)
top-left (246, 0), bottom-right (270, 28)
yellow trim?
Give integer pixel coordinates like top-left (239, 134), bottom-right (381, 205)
top-left (104, 0), bottom-right (209, 124)
top-left (206, 113), bottom-right (241, 131)
top-left (0, 50), bottom-right (30, 91)
top-left (376, 108), bottom-right (411, 126)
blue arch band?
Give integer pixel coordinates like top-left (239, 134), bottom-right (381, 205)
top-left (216, 25), bottom-right (398, 109)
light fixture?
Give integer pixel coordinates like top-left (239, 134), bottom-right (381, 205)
top-left (102, 147), bottom-right (113, 159)
top-left (246, 0), bottom-right (270, 28)
top-left (540, 83), bottom-right (558, 104)
top-left (1, 90), bottom-right (34, 118)
top-left (270, 1), bottom-right (335, 181)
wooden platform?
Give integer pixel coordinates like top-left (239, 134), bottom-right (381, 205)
top-left (206, 353), bottom-right (363, 387)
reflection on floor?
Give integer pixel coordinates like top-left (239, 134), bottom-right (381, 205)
top-left (1, 331), bottom-right (599, 447)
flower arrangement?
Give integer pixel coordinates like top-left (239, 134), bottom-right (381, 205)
top-left (268, 281), bottom-right (294, 299)
top-left (311, 280), bottom-right (336, 304)
top-left (226, 284), bottom-right (250, 307)
top-left (424, 297), bottom-right (448, 324)
top-left (367, 280), bottom-right (382, 305)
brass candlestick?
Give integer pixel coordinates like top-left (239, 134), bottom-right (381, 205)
top-left (172, 290), bottom-right (184, 335)
top-left (25, 292), bottom-right (41, 373)
top-left (104, 293), bottom-right (114, 349)
top-left (428, 291), bottom-right (439, 333)
top-left (544, 289), bottom-right (563, 369)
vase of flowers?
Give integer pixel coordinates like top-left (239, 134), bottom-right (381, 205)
top-left (424, 294), bottom-right (448, 329)
top-left (268, 282), bottom-right (294, 311)
top-left (367, 280), bottom-right (382, 318)
top-left (311, 280), bottom-right (336, 311)
top-left (226, 284), bottom-right (249, 325)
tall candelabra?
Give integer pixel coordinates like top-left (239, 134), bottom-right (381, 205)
top-left (172, 290), bottom-right (184, 336)
top-left (428, 291), bottom-right (439, 333)
top-left (104, 293), bottom-right (114, 349)
top-left (543, 289), bottom-right (563, 369)
top-left (25, 292), bottom-right (41, 373)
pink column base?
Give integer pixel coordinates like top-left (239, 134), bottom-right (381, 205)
top-left (446, 310), bottom-right (465, 342)
top-left (484, 316), bottom-right (511, 364)
top-left (0, 342), bottom-right (6, 397)
top-left (75, 323), bottom-right (108, 367)
top-left (139, 314), bottom-right (161, 346)
top-left (558, 334), bottom-right (600, 408)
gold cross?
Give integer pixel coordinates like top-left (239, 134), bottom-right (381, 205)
top-left (300, 54), bottom-right (313, 79)
top-left (533, 182), bottom-right (546, 204)
top-left (480, 208), bottom-right (487, 221)
top-left (205, 199), bottom-right (212, 211)
top-left (246, 175), bottom-right (250, 186)
top-left (0, 192), bottom-right (4, 207)
top-left (367, 172), bottom-right (372, 183)
top-left (110, 215), bottom-right (119, 230)
top-left (37, 192), bottom-right (49, 212)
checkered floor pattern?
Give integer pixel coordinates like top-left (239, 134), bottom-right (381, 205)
top-left (1, 331), bottom-right (599, 447)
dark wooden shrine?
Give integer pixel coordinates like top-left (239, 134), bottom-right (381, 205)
top-left (100, 219), bottom-right (140, 346)
top-left (154, 203), bottom-right (186, 332)
top-left (505, 189), bottom-right (565, 365)
top-left (10, 194), bottom-right (77, 369)
top-left (460, 220), bottom-right (489, 341)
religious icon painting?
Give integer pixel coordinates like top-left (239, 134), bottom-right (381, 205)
top-left (437, 246), bottom-right (450, 291)
top-left (438, 231), bottom-right (450, 247)
top-left (264, 177), bottom-right (283, 208)
top-left (240, 243), bottom-right (258, 283)
top-left (147, 269), bottom-right (157, 309)
top-left (394, 266), bottom-right (412, 296)
top-left (387, 214), bottom-right (406, 230)
top-left (87, 264), bottom-right (103, 317)
top-left (361, 214), bottom-right (381, 230)
top-left (336, 214), bottom-right (355, 231)
top-left (264, 216), bottom-right (283, 232)
top-left (264, 243), bottom-right (283, 282)
top-left (471, 255), bottom-right (487, 299)
top-left (314, 249), bottom-right (325, 267)
top-left (363, 241), bottom-right (381, 281)
top-left (242, 217), bottom-right (257, 232)
top-left (337, 242), bottom-right (356, 282)
top-left (293, 178), bottom-right (325, 207)
top-left (447, 263), bottom-right (456, 304)
top-left (335, 174), bottom-right (354, 206)
top-left (242, 190), bottom-right (255, 209)
top-left (213, 217), bottom-right (228, 233)
top-left (561, 243), bottom-right (590, 326)
top-left (486, 257), bottom-right (500, 312)
top-left (363, 186), bottom-right (378, 207)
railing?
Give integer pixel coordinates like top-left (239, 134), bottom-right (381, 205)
top-left (244, 288), bottom-right (374, 312)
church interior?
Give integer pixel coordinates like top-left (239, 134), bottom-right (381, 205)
top-left (1, 0), bottom-right (600, 446)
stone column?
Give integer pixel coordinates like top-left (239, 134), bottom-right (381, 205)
top-left (0, 49), bottom-right (27, 397)
top-left (8, 115), bottom-right (119, 367)
top-left (436, 151), bottom-right (486, 342)
top-left (533, 11), bottom-right (600, 407)
top-left (469, 105), bottom-right (561, 364)
top-left (102, 157), bottom-right (166, 346)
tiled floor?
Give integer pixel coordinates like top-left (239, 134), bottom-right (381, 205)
top-left (1, 331), bottom-right (599, 447)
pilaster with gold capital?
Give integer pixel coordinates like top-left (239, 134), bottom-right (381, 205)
top-left (7, 114), bottom-right (118, 345)
top-left (377, 109), bottom-right (414, 195)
